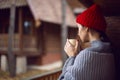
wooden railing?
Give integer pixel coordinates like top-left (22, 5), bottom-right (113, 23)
top-left (0, 34), bottom-right (40, 56)
top-left (24, 69), bottom-right (62, 80)
top-left (0, 34), bottom-right (19, 51)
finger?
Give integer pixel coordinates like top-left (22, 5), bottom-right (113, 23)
top-left (66, 40), bottom-right (71, 47)
top-left (75, 40), bottom-right (78, 49)
top-left (64, 40), bottom-right (68, 47)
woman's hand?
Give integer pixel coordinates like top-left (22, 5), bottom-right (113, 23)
top-left (64, 39), bottom-right (78, 57)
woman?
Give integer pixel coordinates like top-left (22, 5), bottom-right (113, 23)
top-left (58, 4), bottom-right (115, 80)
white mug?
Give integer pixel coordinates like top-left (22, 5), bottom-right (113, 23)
top-left (68, 39), bottom-right (77, 46)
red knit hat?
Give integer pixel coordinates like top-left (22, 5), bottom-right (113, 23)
top-left (76, 4), bottom-right (107, 32)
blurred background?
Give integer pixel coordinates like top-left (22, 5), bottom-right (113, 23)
top-left (0, 0), bottom-right (120, 80)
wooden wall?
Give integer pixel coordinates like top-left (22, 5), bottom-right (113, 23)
top-left (106, 16), bottom-right (120, 79)
top-left (0, 9), bottom-right (10, 33)
top-left (28, 22), bottom-right (62, 65)
top-left (28, 21), bottom-right (77, 65)
top-left (43, 22), bottom-right (61, 54)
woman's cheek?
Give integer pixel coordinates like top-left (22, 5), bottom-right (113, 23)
top-left (79, 31), bottom-right (87, 42)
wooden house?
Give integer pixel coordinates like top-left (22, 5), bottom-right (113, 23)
top-left (0, 0), bottom-right (79, 73)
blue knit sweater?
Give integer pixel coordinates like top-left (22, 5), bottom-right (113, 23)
top-left (58, 40), bottom-right (115, 80)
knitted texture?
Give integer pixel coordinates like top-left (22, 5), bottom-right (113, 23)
top-left (76, 4), bottom-right (107, 32)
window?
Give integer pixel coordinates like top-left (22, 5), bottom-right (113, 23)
top-left (23, 20), bottom-right (32, 35)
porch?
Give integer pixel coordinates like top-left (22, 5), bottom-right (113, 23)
top-left (23, 69), bottom-right (62, 80)
top-left (0, 34), bottom-right (39, 56)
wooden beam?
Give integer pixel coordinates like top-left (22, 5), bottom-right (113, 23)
top-left (35, 20), bottom-right (41, 28)
top-left (18, 8), bottom-right (23, 51)
top-left (7, 0), bottom-right (16, 77)
top-left (61, 0), bottom-right (68, 64)
top-left (41, 25), bottom-right (45, 54)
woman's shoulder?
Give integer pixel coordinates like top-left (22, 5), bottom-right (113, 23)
top-left (84, 40), bottom-right (112, 53)
top-left (76, 46), bottom-right (113, 61)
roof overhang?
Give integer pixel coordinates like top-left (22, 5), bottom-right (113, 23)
top-left (27, 0), bottom-right (76, 27)
top-left (0, 0), bottom-right (27, 9)
top-left (0, 0), bottom-right (77, 27)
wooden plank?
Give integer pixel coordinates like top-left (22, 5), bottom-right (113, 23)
top-left (0, 50), bottom-right (40, 57)
top-left (23, 69), bottom-right (62, 80)
top-left (18, 8), bottom-right (23, 52)
top-left (40, 26), bottom-right (45, 54)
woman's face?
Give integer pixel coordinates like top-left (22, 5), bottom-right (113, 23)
top-left (77, 23), bottom-right (89, 43)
